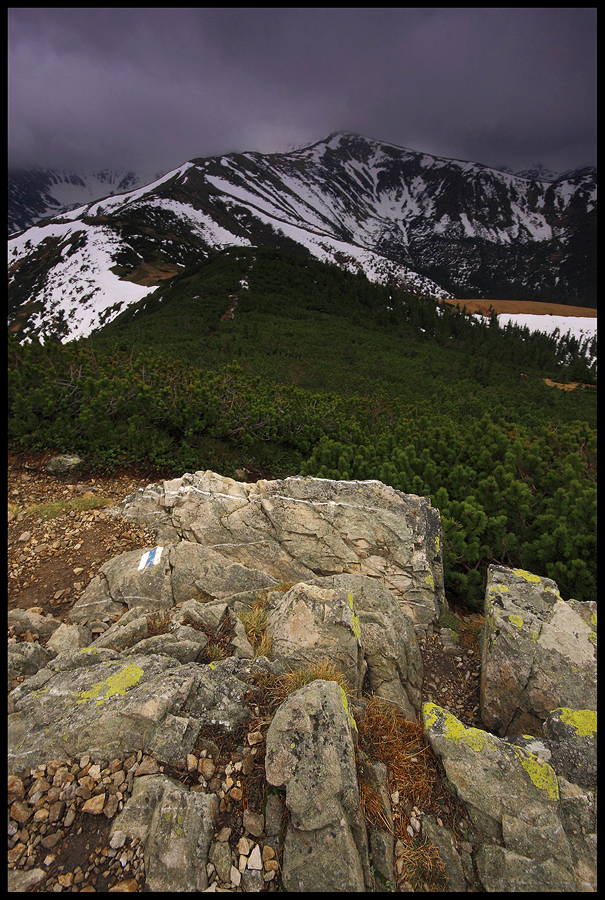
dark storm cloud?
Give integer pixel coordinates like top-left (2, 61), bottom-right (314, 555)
top-left (8, 7), bottom-right (596, 178)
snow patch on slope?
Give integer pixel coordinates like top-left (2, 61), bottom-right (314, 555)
top-left (495, 313), bottom-right (597, 343)
top-left (9, 221), bottom-right (154, 340)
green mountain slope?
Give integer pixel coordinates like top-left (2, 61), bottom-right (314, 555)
top-left (8, 248), bottom-right (596, 609)
top-left (92, 247), bottom-right (596, 403)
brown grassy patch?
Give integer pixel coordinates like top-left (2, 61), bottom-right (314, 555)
top-left (442, 298), bottom-right (597, 317)
top-left (146, 611), bottom-right (172, 636)
top-left (236, 595), bottom-right (273, 658)
top-left (357, 697), bottom-right (454, 890)
top-left (543, 378), bottom-right (596, 391)
top-left (358, 697), bottom-right (437, 812)
top-left (249, 659), bottom-right (350, 714)
top-left (119, 260), bottom-right (181, 286)
top-left (356, 762), bottom-right (393, 834)
top-left (395, 836), bottom-right (449, 892)
top-left (196, 615), bottom-right (235, 662)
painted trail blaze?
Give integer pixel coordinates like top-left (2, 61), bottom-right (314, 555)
top-left (138, 546), bottom-right (163, 570)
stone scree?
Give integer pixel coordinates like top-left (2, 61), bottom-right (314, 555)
top-left (7, 473), bottom-right (597, 891)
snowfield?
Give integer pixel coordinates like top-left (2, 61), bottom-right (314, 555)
top-left (483, 313), bottom-right (597, 344)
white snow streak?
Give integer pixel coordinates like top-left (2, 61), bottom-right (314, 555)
top-left (493, 313), bottom-right (597, 343)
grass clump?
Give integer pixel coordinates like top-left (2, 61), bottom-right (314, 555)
top-left (251, 659), bottom-right (350, 714)
top-left (235, 584), bottom-right (295, 659)
top-left (394, 836), bottom-right (449, 892)
top-left (357, 697), bottom-right (450, 891)
top-left (20, 494), bottom-right (114, 521)
top-left (236, 595), bottom-right (273, 658)
top-left (358, 697), bottom-right (436, 812)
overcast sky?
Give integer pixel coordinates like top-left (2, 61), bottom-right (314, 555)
top-left (8, 7), bottom-right (597, 180)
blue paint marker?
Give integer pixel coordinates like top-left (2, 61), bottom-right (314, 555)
top-left (138, 546), bottom-right (163, 571)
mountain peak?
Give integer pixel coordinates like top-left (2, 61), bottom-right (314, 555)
top-left (8, 133), bottom-right (596, 341)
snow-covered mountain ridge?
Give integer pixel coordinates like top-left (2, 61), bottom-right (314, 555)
top-left (8, 133), bottom-right (596, 341)
top-left (7, 168), bottom-right (145, 236)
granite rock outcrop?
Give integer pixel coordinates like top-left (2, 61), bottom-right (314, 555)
top-left (7, 473), bottom-right (597, 892)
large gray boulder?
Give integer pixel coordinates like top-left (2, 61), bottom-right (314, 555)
top-left (117, 472), bottom-right (446, 629)
top-left (7, 653), bottom-right (201, 772)
top-left (68, 540), bottom-right (279, 625)
top-left (7, 649), bottom-right (275, 774)
top-left (265, 581), bottom-right (366, 694)
top-left (310, 573), bottom-right (423, 721)
top-left (265, 679), bottom-right (372, 891)
top-left (422, 702), bottom-right (591, 891)
top-left (110, 774), bottom-right (219, 891)
top-left (480, 565), bottom-right (597, 736)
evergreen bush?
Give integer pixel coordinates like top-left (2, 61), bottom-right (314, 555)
top-left (8, 249), bottom-right (596, 611)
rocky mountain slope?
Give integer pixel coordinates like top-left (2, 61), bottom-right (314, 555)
top-left (8, 133), bottom-right (596, 342)
top-left (7, 168), bottom-right (142, 236)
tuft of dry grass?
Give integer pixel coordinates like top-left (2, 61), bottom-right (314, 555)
top-left (145, 611), bottom-right (172, 637)
top-left (395, 836), bottom-right (449, 892)
top-left (357, 770), bottom-right (393, 833)
top-left (201, 615), bottom-right (235, 662)
top-left (235, 585), bottom-right (296, 659)
top-left (357, 696), bottom-right (452, 890)
top-left (358, 696), bottom-right (436, 811)
top-left (236, 595), bottom-right (273, 658)
top-left (250, 659), bottom-right (350, 714)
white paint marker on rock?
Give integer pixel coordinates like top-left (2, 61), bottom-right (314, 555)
top-left (138, 547), bottom-right (163, 570)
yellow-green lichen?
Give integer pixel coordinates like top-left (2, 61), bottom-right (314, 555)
top-left (553, 708), bottom-right (597, 737)
top-left (73, 664), bottom-right (144, 706)
top-left (512, 748), bottom-right (559, 801)
top-left (423, 703), bottom-right (494, 752)
top-left (347, 592), bottom-right (362, 641)
top-left (488, 583), bottom-right (509, 593)
top-left (590, 612), bottom-right (597, 627)
top-left (340, 685), bottom-right (358, 734)
top-left (512, 569), bottom-right (542, 584)
top-left (424, 573), bottom-right (435, 589)
top-left (435, 536), bottom-right (440, 554)
top-left (508, 614), bottom-right (524, 630)
top-left (32, 686), bottom-right (51, 697)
